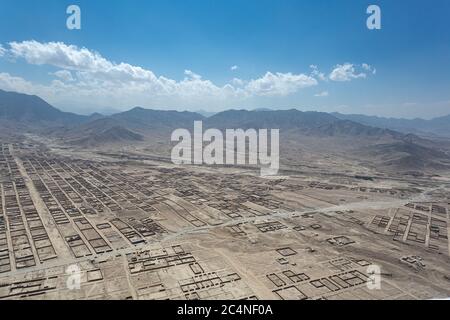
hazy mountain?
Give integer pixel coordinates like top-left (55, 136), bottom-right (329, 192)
top-left (206, 109), bottom-right (410, 140)
top-left (60, 118), bottom-right (144, 147)
top-left (88, 112), bottom-right (106, 121)
top-left (203, 109), bottom-right (450, 173)
top-left (206, 109), bottom-right (338, 130)
top-left (69, 126), bottom-right (144, 147)
top-left (252, 107), bottom-right (273, 112)
top-left (111, 107), bottom-right (205, 130)
top-left (195, 109), bottom-right (217, 118)
top-left (2, 89), bottom-right (449, 173)
top-left (354, 141), bottom-right (450, 172)
top-left (0, 89), bottom-right (87, 126)
top-left (333, 112), bottom-right (450, 138)
top-left (53, 107), bottom-right (205, 145)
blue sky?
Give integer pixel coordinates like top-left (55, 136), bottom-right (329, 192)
top-left (0, 0), bottom-right (449, 118)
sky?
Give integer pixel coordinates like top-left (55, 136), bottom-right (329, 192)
top-left (0, 0), bottom-right (449, 118)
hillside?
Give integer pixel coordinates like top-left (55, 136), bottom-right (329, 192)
top-left (333, 112), bottom-right (450, 138)
top-left (0, 89), bottom-right (87, 126)
top-left (111, 107), bottom-right (205, 130)
top-left (1, 90), bottom-right (450, 173)
top-left (354, 141), bottom-right (450, 172)
top-left (68, 125), bottom-right (144, 147)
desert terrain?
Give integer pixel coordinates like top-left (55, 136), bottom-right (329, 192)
top-left (0, 89), bottom-right (449, 300)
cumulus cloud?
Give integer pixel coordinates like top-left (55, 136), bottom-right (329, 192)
top-left (5, 41), bottom-right (238, 103)
top-left (0, 72), bottom-right (36, 93)
top-left (362, 63), bottom-right (377, 74)
top-left (52, 70), bottom-right (75, 82)
top-left (245, 72), bottom-right (317, 96)
top-left (230, 65), bottom-right (239, 71)
top-left (310, 65), bottom-right (327, 81)
top-left (184, 69), bottom-right (202, 81)
top-left (0, 72), bottom-right (65, 101)
top-left (231, 78), bottom-right (245, 86)
top-left (0, 45), bottom-right (5, 57)
top-left (314, 91), bottom-right (329, 97)
top-left (0, 40), bottom-right (372, 110)
top-left (9, 40), bottom-right (158, 82)
top-left (329, 63), bottom-right (368, 82)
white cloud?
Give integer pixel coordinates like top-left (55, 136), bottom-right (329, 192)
top-left (0, 45), bottom-right (5, 57)
top-left (0, 72), bottom-right (63, 100)
top-left (362, 63), bottom-right (376, 75)
top-left (0, 72), bottom-right (36, 92)
top-left (314, 91), bottom-right (329, 97)
top-left (0, 40), bottom-right (372, 110)
top-left (5, 41), bottom-right (239, 103)
top-left (2, 41), bottom-right (320, 102)
top-left (329, 63), bottom-right (367, 82)
top-left (52, 70), bottom-right (75, 82)
top-left (184, 69), bottom-right (202, 80)
top-left (310, 65), bottom-right (327, 81)
top-left (9, 40), bottom-right (158, 82)
top-left (230, 65), bottom-right (239, 71)
top-left (245, 72), bottom-right (317, 96)
top-left (231, 78), bottom-right (245, 86)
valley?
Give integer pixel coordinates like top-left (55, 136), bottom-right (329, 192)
top-left (0, 89), bottom-right (449, 300)
top-left (0, 134), bottom-right (449, 300)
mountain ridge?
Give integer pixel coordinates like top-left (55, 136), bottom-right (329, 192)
top-left (332, 112), bottom-right (450, 138)
top-left (0, 89), bottom-right (87, 126)
top-left (1, 89), bottom-right (450, 173)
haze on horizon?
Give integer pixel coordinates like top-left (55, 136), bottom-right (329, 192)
top-left (0, 0), bottom-right (449, 119)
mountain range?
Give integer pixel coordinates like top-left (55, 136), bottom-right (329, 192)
top-left (0, 89), bottom-right (87, 126)
top-left (332, 112), bottom-right (450, 138)
top-left (1, 89), bottom-right (450, 173)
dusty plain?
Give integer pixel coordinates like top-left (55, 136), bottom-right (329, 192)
top-left (0, 135), bottom-right (449, 300)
